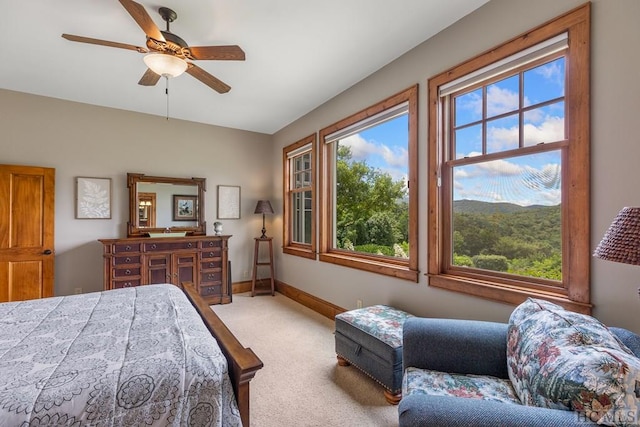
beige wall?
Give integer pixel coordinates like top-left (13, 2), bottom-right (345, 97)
top-left (272, 0), bottom-right (640, 333)
top-left (1, 89), bottom-right (272, 296)
top-left (2, 0), bottom-right (638, 333)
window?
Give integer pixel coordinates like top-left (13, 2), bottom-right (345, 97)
top-left (427, 5), bottom-right (591, 313)
top-left (283, 134), bottom-right (316, 259)
top-left (319, 86), bottom-right (418, 281)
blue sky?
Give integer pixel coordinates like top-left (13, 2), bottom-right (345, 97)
top-left (453, 57), bottom-right (565, 206)
top-left (337, 57), bottom-right (565, 207)
top-left (340, 114), bottom-right (409, 184)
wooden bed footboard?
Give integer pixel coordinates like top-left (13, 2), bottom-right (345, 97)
top-left (181, 282), bottom-right (263, 426)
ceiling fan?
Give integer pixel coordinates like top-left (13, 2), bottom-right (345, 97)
top-left (62, 0), bottom-right (245, 93)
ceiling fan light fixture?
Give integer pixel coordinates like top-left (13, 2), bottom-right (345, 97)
top-left (143, 53), bottom-right (187, 78)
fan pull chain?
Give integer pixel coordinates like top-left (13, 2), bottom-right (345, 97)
top-left (165, 77), bottom-right (170, 120)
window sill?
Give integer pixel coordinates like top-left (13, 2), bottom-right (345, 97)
top-left (283, 246), bottom-right (316, 260)
top-left (428, 273), bottom-right (592, 315)
top-left (320, 252), bottom-right (418, 282)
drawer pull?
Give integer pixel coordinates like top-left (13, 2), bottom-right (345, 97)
top-left (209, 242), bottom-right (214, 247)
top-left (125, 245), bottom-right (131, 251)
top-left (187, 243), bottom-right (193, 248)
top-left (125, 269), bottom-right (131, 275)
top-left (125, 257), bottom-right (131, 263)
top-left (209, 262), bottom-right (216, 268)
top-left (209, 252), bottom-right (215, 257)
top-left (151, 244), bottom-right (157, 250)
top-left (207, 274), bottom-right (215, 279)
top-left (124, 282), bottom-right (131, 288)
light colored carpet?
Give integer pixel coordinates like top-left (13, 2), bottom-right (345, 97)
top-left (212, 292), bottom-right (399, 427)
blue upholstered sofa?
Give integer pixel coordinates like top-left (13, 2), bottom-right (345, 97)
top-left (398, 302), bottom-right (640, 427)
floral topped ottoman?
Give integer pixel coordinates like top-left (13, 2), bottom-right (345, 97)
top-left (335, 305), bottom-right (414, 404)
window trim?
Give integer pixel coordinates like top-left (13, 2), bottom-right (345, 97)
top-left (427, 4), bottom-right (591, 313)
top-left (319, 85), bottom-right (419, 282)
top-left (283, 133), bottom-right (317, 260)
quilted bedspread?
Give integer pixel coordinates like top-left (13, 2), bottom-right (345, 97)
top-left (0, 284), bottom-right (242, 426)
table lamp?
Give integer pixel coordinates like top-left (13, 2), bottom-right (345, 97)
top-left (254, 200), bottom-right (274, 239)
top-left (593, 206), bottom-right (640, 297)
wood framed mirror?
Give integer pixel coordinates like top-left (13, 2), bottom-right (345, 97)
top-left (127, 173), bottom-right (206, 237)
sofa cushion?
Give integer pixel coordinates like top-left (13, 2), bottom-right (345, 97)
top-left (403, 367), bottom-right (522, 405)
top-left (507, 298), bottom-right (640, 426)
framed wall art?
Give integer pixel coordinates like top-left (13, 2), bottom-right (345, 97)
top-left (173, 195), bottom-right (198, 221)
top-left (75, 177), bottom-right (112, 219)
top-left (217, 185), bottom-right (241, 219)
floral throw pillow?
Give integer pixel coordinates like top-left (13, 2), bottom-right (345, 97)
top-left (506, 298), bottom-right (640, 426)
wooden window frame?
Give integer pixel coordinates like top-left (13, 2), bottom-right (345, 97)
top-left (319, 85), bottom-right (419, 282)
top-left (283, 134), bottom-right (317, 260)
top-left (427, 4), bottom-right (591, 313)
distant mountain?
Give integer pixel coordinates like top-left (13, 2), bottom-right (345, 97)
top-left (453, 199), bottom-right (558, 215)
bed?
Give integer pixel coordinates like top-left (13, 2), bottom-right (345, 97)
top-left (0, 282), bottom-right (262, 426)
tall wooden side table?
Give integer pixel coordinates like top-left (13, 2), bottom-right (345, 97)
top-left (251, 237), bottom-right (275, 296)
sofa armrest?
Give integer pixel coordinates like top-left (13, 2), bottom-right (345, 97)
top-left (403, 317), bottom-right (509, 378)
top-left (398, 394), bottom-right (597, 427)
top-left (610, 327), bottom-right (640, 357)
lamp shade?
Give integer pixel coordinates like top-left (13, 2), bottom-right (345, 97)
top-left (254, 200), bottom-right (274, 215)
top-left (593, 207), bottom-right (640, 265)
top-left (143, 53), bottom-right (188, 78)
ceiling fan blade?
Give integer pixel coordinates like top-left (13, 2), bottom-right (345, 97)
top-left (186, 64), bottom-right (231, 94)
top-left (118, 0), bottom-right (165, 42)
top-left (188, 45), bottom-right (246, 61)
top-left (138, 69), bottom-right (161, 86)
top-left (62, 34), bottom-right (148, 53)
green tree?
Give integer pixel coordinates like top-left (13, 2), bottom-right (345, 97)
top-left (365, 212), bottom-right (402, 246)
top-left (335, 145), bottom-right (406, 249)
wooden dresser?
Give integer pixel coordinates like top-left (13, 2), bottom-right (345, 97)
top-left (99, 235), bottom-right (231, 304)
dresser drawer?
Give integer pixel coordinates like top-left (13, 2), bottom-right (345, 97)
top-left (113, 255), bottom-right (141, 266)
top-left (113, 267), bottom-right (141, 278)
top-left (201, 259), bottom-right (221, 270)
top-left (144, 241), bottom-right (197, 252)
top-left (201, 270), bottom-right (222, 284)
top-left (112, 279), bottom-right (141, 289)
top-left (201, 240), bottom-right (222, 250)
top-left (199, 284), bottom-right (222, 297)
top-left (113, 243), bottom-right (142, 254)
top-left (200, 249), bottom-right (222, 260)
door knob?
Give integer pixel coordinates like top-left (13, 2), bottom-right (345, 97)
top-left (43, 249), bottom-right (53, 255)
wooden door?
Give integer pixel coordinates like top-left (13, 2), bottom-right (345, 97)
top-left (0, 165), bottom-right (55, 302)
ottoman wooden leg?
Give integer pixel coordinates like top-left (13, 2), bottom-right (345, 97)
top-left (384, 390), bottom-right (402, 405)
top-left (337, 355), bottom-right (351, 366)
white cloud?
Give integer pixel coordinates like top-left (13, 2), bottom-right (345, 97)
top-left (474, 159), bottom-right (523, 177)
top-left (454, 159), bottom-right (561, 206)
top-left (523, 116), bottom-right (564, 145)
top-left (454, 169), bottom-right (469, 179)
top-left (341, 133), bottom-right (408, 181)
top-left (534, 61), bottom-right (564, 88)
top-left (487, 124), bottom-right (519, 152)
top-left (486, 85), bottom-right (519, 117)
top-left (341, 134), bottom-right (377, 160)
top-left (459, 91), bottom-right (482, 117)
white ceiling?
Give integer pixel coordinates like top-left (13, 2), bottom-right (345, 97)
top-left (1, 0), bottom-right (488, 134)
